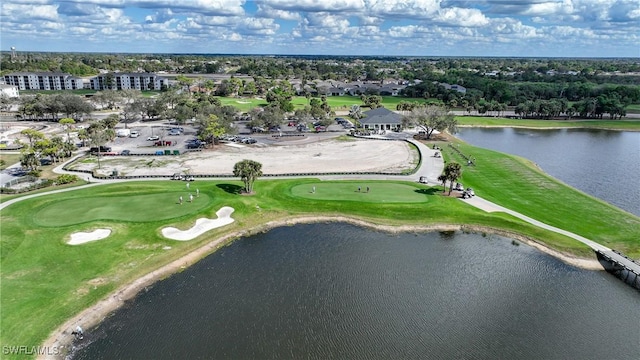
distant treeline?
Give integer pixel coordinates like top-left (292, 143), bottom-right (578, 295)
top-left (2, 52), bottom-right (639, 120)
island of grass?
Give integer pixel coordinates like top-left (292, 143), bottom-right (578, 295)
top-left (1, 142), bottom-right (639, 359)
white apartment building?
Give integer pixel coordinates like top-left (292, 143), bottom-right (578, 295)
top-left (3, 72), bottom-right (84, 90)
top-left (90, 73), bottom-right (167, 91)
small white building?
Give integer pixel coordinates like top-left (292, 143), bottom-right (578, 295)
top-left (0, 84), bottom-right (20, 98)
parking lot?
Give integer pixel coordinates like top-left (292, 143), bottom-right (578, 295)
top-left (106, 124), bottom-right (200, 155)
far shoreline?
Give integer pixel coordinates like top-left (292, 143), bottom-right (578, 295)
top-left (456, 124), bottom-right (640, 132)
top-left (39, 215), bottom-right (603, 360)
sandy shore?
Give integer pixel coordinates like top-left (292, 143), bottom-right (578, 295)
top-left (39, 216), bottom-right (602, 359)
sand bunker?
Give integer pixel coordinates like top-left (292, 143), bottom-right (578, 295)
top-left (68, 229), bottom-right (112, 245)
top-left (162, 206), bottom-right (235, 241)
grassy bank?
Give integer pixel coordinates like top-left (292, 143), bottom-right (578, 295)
top-left (456, 116), bottom-right (640, 131)
top-left (435, 138), bottom-right (640, 256)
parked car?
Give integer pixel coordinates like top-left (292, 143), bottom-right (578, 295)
top-left (168, 130), bottom-right (181, 136)
top-left (120, 150), bottom-right (131, 156)
top-left (186, 140), bottom-right (203, 149)
top-left (39, 158), bottom-right (52, 166)
top-left (89, 146), bottom-right (112, 153)
top-left (147, 136), bottom-right (159, 141)
top-left (172, 173), bottom-right (184, 180)
top-left (242, 137), bottom-right (257, 144)
top-left (129, 131), bottom-right (140, 138)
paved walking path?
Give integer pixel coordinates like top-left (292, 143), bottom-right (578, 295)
top-left (461, 195), bottom-right (611, 252)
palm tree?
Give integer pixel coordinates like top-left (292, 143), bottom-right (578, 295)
top-left (233, 159), bottom-right (263, 194)
top-left (437, 174), bottom-right (448, 193)
top-left (443, 162), bottom-right (462, 195)
top-left (59, 118), bottom-right (76, 144)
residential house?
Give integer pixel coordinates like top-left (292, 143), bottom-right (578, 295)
top-left (439, 82), bottom-right (467, 94)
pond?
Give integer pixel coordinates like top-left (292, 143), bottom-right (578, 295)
top-left (73, 223), bottom-right (640, 359)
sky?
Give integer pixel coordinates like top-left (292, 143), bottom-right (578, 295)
top-left (1, 0), bottom-right (639, 58)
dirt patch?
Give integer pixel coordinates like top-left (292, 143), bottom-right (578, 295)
top-left (69, 138), bottom-right (417, 176)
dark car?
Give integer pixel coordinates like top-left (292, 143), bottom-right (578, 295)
top-left (89, 146), bottom-right (112, 153)
top-left (186, 140), bottom-right (204, 149)
top-left (40, 158), bottom-right (53, 166)
top-left (120, 150), bottom-right (131, 156)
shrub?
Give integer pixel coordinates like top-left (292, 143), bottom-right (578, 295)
top-left (55, 174), bottom-right (79, 185)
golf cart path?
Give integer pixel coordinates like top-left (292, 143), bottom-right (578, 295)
top-left (462, 195), bottom-right (611, 252)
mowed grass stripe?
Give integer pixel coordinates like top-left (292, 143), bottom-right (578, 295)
top-left (291, 182), bottom-right (428, 203)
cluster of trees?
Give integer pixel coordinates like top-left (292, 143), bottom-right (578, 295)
top-left (17, 93), bottom-right (94, 121)
top-left (514, 96), bottom-right (627, 119)
top-left (18, 118), bottom-right (78, 172)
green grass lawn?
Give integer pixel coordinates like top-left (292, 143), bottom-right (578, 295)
top-left (291, 182), bottom-right (428, 203)
top-left (2, 146), bottom-right (640, 357)
top-left (34, 192), bottom-right (212, 226)
top-left (0, 153), bottom-right (21, 170)
top-left (626, 104), bottom-right (640, 113)
top-left (457, 116), bottom-right (640, 131)
top-left (216, 95), bottom-right (429, 113)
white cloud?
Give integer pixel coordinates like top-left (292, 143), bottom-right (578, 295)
top-left (2, 3), bottom-right (59, 21)
top-left (436, 7), bottom-right (489, 27)
top-left (261, 0), bottom-right (365, 12)
top-left (256, 5), bottom-right (301, 21)
top-left (521, 0), bottom-right (574, 16)
top-left (366, 0), bottom-right (440, 18)
top-left (0, 0), bottom-right (638, 57)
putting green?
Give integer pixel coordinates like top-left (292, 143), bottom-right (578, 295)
top-left (33, 193), bottom-right (212, 227)
top-left (291, 182), bottom-right (428, 203)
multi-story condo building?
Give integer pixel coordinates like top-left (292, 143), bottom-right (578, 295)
top-left (3, 72), bottom-right (84, 91)
top-left (90, 73), bottom-right (167, 91)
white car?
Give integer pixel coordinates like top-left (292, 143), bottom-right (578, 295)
top-left (129, 131), bottom-right (140, 138)
top-left (147, 136), bottom-right (159, 141)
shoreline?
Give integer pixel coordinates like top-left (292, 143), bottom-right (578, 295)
top-left (39, 216), bottom-right (603, 359)
top-left (456, 124), bottom-right (640, 132)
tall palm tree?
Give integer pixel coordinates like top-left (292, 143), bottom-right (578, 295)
top-left (443, 162), bottom-right (462, 195)
top-left (233, 159), bottom-right (263, 194)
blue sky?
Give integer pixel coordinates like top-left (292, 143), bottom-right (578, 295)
top-left (1, 0), bottom-right (639, 57)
